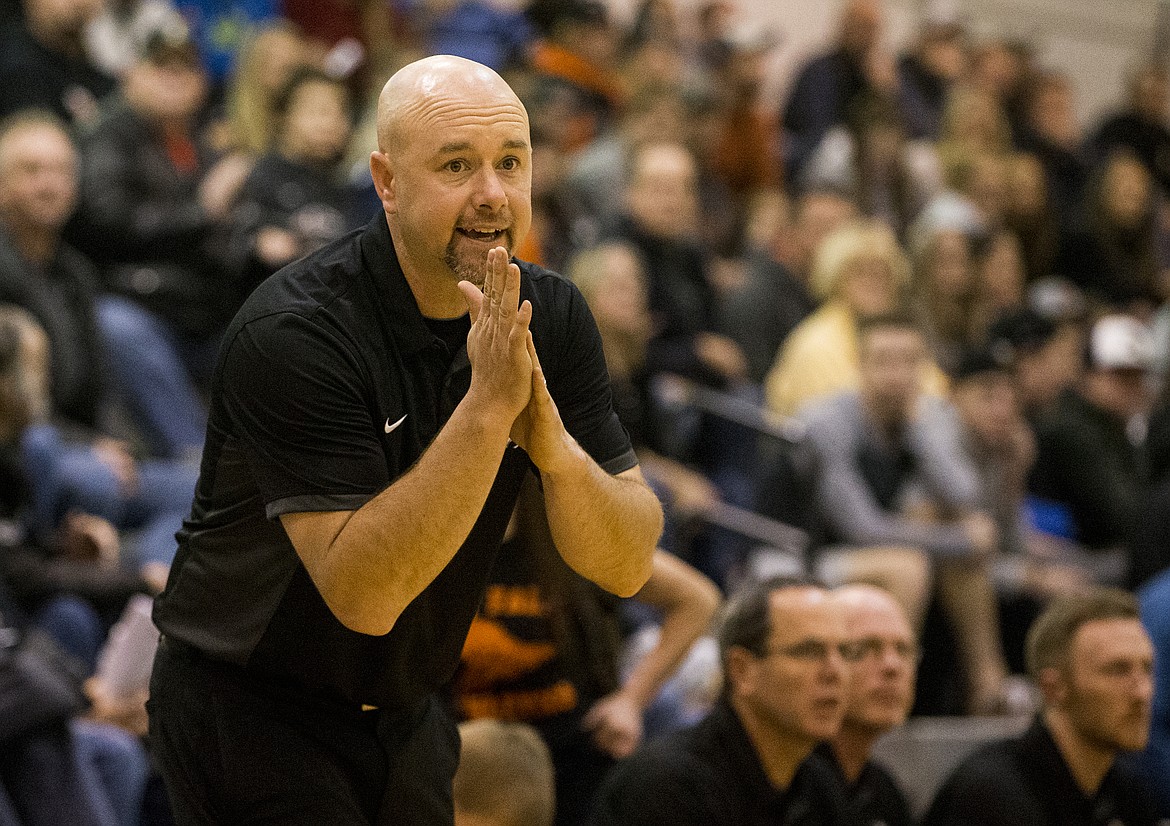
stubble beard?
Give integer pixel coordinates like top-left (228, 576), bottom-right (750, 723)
top-left (444, 230), bottom-right (513, 288)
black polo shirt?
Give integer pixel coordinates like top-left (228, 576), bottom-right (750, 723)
top-left (923, 717), bottom-right (1162, 826)
top-left (590, 698), bottom-right (844, 826)
top-left (153, 215), bottom-right (636, 711)
top-left (804, 741), bottom-right (912, 826)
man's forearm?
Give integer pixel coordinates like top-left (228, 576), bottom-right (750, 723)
top-left (540, 449), bottom-right (662, 597)
top-left (283, 393), bottom-right (514, 635)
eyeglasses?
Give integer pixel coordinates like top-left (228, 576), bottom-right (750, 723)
top-left (761, 640), bottom-right (855, 663)
top-left (843, 637), bottom-right (922, 664)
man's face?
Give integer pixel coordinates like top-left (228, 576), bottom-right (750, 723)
top-left (626, 144), bottom-right (698, 242)
top-left (125, 58), bottom-right (208, 125)
top-left (0, 123), bottom-right (78, 235)
top-left (859, 326), bottom-right (925, 423)
top-left (839, 592), bottom-right (916, 735)
top-left (734, 587), bottom-right (848, 746)
top-left (376, 83), bottom-right (532, 287)
top-left (1053, 618), bottom-right (1153, 753)
top-left (953, 372), bottom-right (1019, 449)
top-left (283, 79), bottom-right (352, 166)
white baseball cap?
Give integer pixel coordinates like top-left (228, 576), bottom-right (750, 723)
top-left (1089, 315), bottom-right (1155, 372)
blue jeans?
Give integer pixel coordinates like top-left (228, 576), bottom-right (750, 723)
top-left (20, 423), bottom-right (198, 567)
top-left (95, 295), bottom-right (210, 460)
top-left (72, 720), bottom-right (151, 826)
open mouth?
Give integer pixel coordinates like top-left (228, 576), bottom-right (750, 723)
top-left (457, 227), bottom-right (507, 244)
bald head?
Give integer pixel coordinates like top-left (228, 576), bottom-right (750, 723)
top-left (833, 584), bottom-right (916, 737)
top-left (368, 55), bottom-right (534, 300)
top-left (376, 56), bottom-right (528, 157)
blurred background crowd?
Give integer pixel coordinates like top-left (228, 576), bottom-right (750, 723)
top-left (0, 0), bottom-right (1169, 823)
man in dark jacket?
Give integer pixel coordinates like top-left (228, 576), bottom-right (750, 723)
top-left (925, 588), bottom-right (1158, 826)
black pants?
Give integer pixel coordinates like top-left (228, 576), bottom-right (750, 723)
top-left (147, 638), bottom-right (459, 825)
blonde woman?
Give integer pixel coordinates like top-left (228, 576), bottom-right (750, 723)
top-left (764, 220), bottom-right (947, 417)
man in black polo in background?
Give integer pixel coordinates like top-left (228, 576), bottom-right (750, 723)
top-left (924, 588), bottom-right (1160, 826)
top-left (590, 576), bottom-right (848, 826)
top-left (147, 54), bottom-right (663, 825)
top-left (805, 584), bottom-right (915, 826)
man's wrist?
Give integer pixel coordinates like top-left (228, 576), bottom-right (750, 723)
top-left (532, 434), bottom-right (588, 481)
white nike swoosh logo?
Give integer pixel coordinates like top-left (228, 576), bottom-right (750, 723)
top-left (384, 414), bottom-right (407, 434)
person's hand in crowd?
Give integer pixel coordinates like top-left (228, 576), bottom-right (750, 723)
top-left (961, 511), bottom-right (999, 560)
top-left (60, 511), bottom-right (120, 566)
top-left (85, 677), bottom-right (149, 737)
top-left (458, 246), bottom-right (534, 427)
top-left (695, 332), bottom-right (749, 383)
top-left (255, 226), bottom-right (302, 268)
top-left (583, 690), bottom-right (645, 759)
top-left (92, 437), bottom-right (138, 496)
top-left (198, 153), bottom-right (254, 222)
top-left (665, 466), bottom-right (720, 519)
top-left (140, 561), bottom-right (170, 595)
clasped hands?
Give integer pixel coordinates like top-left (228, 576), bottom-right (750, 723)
top-left (457, 247), bottom-right (578, 475)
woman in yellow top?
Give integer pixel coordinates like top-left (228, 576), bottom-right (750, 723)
top-left (764, 220), bottom-right (948, 417)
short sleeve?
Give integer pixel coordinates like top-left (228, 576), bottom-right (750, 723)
top-left (539, 281), bottom-right (637, 475)
top-left (220, 311), bottom-right (389, 518)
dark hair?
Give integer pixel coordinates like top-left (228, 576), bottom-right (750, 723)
top-left (271, 66), bottom-right (351, 120)
top-left (717, 575), bottom-right (818, 665)
top-left (1024, 588), bottom-right (1141, 682)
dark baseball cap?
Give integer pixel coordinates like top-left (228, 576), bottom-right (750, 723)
top-left (141, 17), bottom-right (200, 67)
top-left (986, 308), bottom-right (1056, 366)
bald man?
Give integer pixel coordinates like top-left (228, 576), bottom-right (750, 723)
top-left (804, 584), bottom-right (915, 826)
top-left (148, 55), bottom-right (662, 825)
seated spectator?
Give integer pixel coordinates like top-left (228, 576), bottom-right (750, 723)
top-left (764, 220), bottom-right (947, 418)
top-left (1028, 315), bottom-right (1154, 576)
top-left (0, 305), bottom-right (196, 596)
top-left (1003, 152), bottom-right (1060, 284)
top-left (1056, 149), bottom-right (1160, 314)
top-left (568, 242), bottom-right (723, 551)
top-left (613, 141), bottom-right (748, 390)
top-left (226, 67), bottom-right (363, 298)
top-left (800, 314), bottom-right (1014, 713)
top-left (1136, 568), bottom-right (1170, 816)
top-left (455, 472), bottom-right (720, 826)
top-left (0, 109), bottom-right (206, 458)
top-left (950, 347), bottom-right (1093, 599)
top-left (1090, 63), bottom-right (1170, 196)
top-left (0, 0), bottom-right (115, 128)
top-left (526, 0), bottom-right (625, 155)
top-left (780, 0), bottom-right (891, 179)
top-left (590, 576), bottom-right (847, 826)
top-left (909, 224), bottom-right (978, 373)
top-left (69, 20), bottom-right (247, 390)
top-left (425, 1), bottom-right (535, 74)
top-left (969, 229), bottom-right (1027, 340)
top-left (897, 17), bottom-right (967, 141)
top-left (990, 306), bottom-right (1085, 421)
top-left (717, 187), bottom-right (857, 383)
top-left (1016, 71), bottom-right (1091, 236)
top-left (806, 584), bottom-right (917, 826)
top-left (215, 21), bottom-right (312, 157)
top-left (454, 719), bottom-right (555, 826)
top-left (924, 588), bottom-right (1159, 825)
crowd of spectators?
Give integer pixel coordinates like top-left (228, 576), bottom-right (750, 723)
top-left (0, 0), bottom-right (1169, 822)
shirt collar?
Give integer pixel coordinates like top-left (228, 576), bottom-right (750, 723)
top-left (359, 214), bottom-right (440, 357)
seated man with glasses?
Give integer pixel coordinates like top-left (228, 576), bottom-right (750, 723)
top-left (590, 575), bottom-right (848, 826)
top-left (805, 584), bottom-right (918, 825)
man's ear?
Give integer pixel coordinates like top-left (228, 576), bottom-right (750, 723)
top-left (725, 647), bottom-right (757, 700)
top-left (1037, 665), bottom-right (1067, 707)
top-left (370, 151), bottom-right (396, 215)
